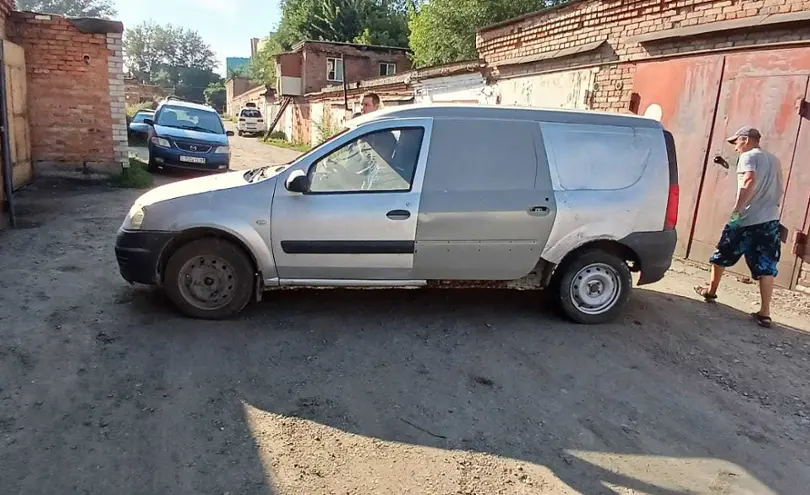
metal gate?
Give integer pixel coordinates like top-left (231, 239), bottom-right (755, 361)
top-left (2, 40), bottom-right (32, 188)
top-left (633, 47), bottom-right (810, 289)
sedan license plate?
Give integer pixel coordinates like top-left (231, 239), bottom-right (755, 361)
top-left (179, 156), bottom-right (206, 164)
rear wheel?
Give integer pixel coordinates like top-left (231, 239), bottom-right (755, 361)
top-left (553, 249), bottom-right (632, 324)
top-left (164, 238), bottom-right (254, 320)
top-left (237, 130), bottom-right (243, 137)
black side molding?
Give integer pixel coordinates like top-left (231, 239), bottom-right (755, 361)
top-left (281, 240), bottom-right (415, 254)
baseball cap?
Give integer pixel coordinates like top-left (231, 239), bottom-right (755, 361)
top-left (726, 126), bottom-right (761, 143)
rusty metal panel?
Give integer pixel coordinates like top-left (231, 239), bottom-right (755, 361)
top-left (785, 82), bottom-right (810, 288)
top-left (3, 40), bottom-right (32, 189)
top-left (496, 68), bottom-right (595, 110)
top-left (632, 55), bottom-right (725, 257)
top-left (689, 66), bottom-right (807, 287)
top-left (725, 46), bottom-right (810, 78)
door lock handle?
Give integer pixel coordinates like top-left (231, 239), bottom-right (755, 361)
top-left (713, 155), bottom-right (730, 169)
top-left (528, 205), bottom-right (550, 216)
top-left (386, 209), bottom-right (411, 220)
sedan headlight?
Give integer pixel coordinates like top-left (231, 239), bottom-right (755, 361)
top-left (215, 146), bottom-right (230, 154)
top-left (127, 204), bottom-right (146, 230)
top-left (151, 136), bottom-right (171, 148)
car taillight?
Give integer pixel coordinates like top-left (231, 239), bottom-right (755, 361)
top-left (257, 119), bottom-right (264, 122)
top-left (665, 184), bottom-right (679, 230)
top-left (239, 118), bottom-right (246, 122)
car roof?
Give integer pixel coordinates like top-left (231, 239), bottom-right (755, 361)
top-left (158, 99), bottom-right (216, 113)
top-left (350, 103), bottom-right (662, 129)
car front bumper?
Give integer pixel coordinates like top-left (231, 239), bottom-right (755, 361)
top-left (149, 144), bottom-right (230, 172)
top-left (115, 229), bottom-right (175, 286)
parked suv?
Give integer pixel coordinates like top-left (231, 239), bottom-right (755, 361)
top-left (237, 107), bottom-right (266, 137)
top-left (116, 104), bottom-right (679, 324)
top-left (129, 98), bottom-right (234, 173)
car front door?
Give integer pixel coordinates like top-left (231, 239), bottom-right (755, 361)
top-left (271, 118), bottom-right (433, 282)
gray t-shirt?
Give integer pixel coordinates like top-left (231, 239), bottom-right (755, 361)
top-left (736, 148), bottom-right (782, 227)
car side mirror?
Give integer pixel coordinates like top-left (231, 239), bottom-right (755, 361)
top-left (285, 170), bottom-right (310, 193)
top-left (226, 130), bottom-right (235, 137)
top-left (129, 122), bottom-right (149, 133)
top-left (143, 118), bottom-right (154, 126)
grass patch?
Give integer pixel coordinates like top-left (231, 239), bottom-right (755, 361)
top-left (112, 158), bottom-right (154, 189)
top-left (261, 137), bottom-right (311, 153)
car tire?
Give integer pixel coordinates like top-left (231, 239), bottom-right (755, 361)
top-left (237, 130), bottom-right (243, 137)
top-left (553, 249), bottom-right (632, 324)
top-left (164, 238), bottom-right (254, 320)
top-left (146, 157), bottom-right (158, 172)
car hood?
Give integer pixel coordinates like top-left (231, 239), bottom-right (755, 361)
top-left (154, 124), bottom-right (228, 144)
top-left (136, 166), bottom-right (289, 208)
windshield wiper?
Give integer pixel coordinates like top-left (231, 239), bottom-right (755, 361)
top-left (177, 125), bottom-right (215, 133)
top-left (244, 166), bottom-right (270, 182)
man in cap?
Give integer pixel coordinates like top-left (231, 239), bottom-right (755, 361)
top-left (694, 126), bottom-right (783, 327)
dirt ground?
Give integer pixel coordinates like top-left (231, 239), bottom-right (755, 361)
top-left (2, 140), bottom-right (810, 494)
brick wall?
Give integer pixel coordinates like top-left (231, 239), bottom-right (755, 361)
top-left (8, 12), bottom-right (125, 173)
top-left (225, 77), bottom-right (253, 116)
top-left (301, 42), bottom-right (411, 94)
top-left (477, 0), bottom-right (810, 112)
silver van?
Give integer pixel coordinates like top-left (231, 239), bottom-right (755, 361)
top-left (115, 105), bottom-right (679, 324)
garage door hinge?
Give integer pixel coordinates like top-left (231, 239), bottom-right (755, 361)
top-left (798, 98), bottom-right (809, 118)
top-left (793, 231), bottom-right (808, 258)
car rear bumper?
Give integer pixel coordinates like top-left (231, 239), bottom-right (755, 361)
top-left (115, 229), bottom-right (175, 285)
top-left (620, 229), bottom-right (677, 285)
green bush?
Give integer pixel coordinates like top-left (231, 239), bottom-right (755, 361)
top-left (268, 130), bottom-right (287, 140)
top-left (126, 102), bottom-right (154, 118)
top-left (262, 138), bottom-right (311, 153)
top-left (112, 159), bottom-right (154, 189)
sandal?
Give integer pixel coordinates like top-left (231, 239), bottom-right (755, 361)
top-left (694, 285), bottom-right (717, 302)
top-left (751, 312), bottom-right (772, 328)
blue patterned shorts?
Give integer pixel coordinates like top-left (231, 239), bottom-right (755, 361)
top-left (709, 220), bottom-right (781, 279)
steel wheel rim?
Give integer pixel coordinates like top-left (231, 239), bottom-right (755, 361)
top-left (177, 255), bottom-right (236, 311)
top-left (569, 262), bottom-right (621, 315)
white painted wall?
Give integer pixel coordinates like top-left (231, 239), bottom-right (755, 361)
top-left (495, 68), bottom-right (597, 110)
top-left (310, 102), bottom-right (324, 145)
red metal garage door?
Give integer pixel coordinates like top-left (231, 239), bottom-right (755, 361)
top-left (632, 56), bottom-right (725, 257)
top-left (689, 49), bottom-right (810, 288)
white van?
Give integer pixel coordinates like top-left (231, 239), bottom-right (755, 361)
top-left (116, 104), bottom-right (679, 324)
top-left (237, 107), bottom-right (266, 136)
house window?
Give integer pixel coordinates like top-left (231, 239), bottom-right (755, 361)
top-left (379, 62), bottom-right (396, 77)
top-left (327, 57), bottom-right (344, 82)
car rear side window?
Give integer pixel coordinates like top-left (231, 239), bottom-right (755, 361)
top-left (241, 109), bottom-right (262, 118)
top-left (540, 123), bottom-right (657, 191)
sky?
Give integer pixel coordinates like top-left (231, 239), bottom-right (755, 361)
top-left (114, 0), bottom-right (282, 75)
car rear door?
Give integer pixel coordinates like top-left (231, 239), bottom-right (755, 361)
top-left (271, 118), bottom-right (433, 282)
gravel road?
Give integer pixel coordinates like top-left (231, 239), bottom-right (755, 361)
top-left (1, 136), bottom-right (809, 494)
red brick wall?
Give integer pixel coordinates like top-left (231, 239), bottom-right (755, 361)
top-left (477, 0), bottom-right (810, 112)
top-left (8, 12), bottom-right (122, 170)
top-left (301, 43), bottom-right (411, 94)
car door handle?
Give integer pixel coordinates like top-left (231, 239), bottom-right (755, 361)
top-left (386, 209), bottom-right (411, 220)
top-left (528, 205), bottom-right (550, 216)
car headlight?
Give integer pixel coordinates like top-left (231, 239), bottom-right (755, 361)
top-left (127, 204), bottom-right (145, 230)
top-left (151, 136), bottom-right (171, 148)
top-left (215, 146), bottom-right (230, 154)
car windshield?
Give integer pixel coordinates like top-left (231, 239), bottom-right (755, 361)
top-left (132, 112), bottom-right (153, 123)
top-left (156, 105), bottom-right (224, 134)
top-left (241, 109), bottom-right (262, 118)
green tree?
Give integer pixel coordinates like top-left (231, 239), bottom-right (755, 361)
top-left (124, 21), bottom-right (217, 82)
top-left (204, 81), bottom-right (226, 112)
top-left (409, 0), bottom-right (566, 67)
top-left (249, 35), bottom-right (283, 86)
top-left (16, 0), bottom-right (116, 18)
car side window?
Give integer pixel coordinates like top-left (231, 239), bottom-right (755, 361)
top-left (309, 127), bottom-right (424, 193)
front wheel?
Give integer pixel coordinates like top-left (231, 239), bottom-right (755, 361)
top-left (164, 238), bottom-right (254, 320)
top-left (553, 249), bottom-right (632, 324)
